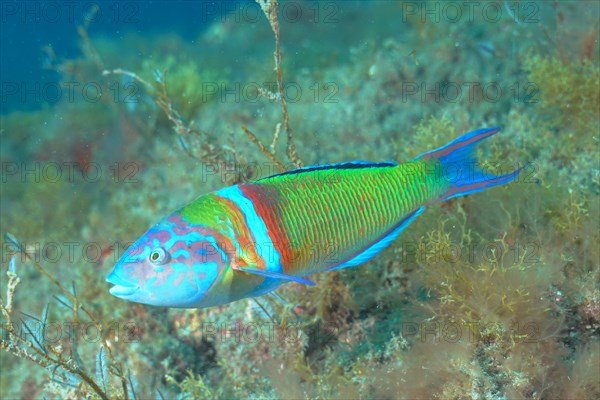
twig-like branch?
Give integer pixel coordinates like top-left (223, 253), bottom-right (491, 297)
top-left (76, 4), bottom-right (104, 72)
top-left (256, 0), bottom-right (303, 168)
top-left (4, 234), bottom-right (109, 358)
top-left (104, 68), bottom-right (246, 186)
top-left (104, 4), bottom-right (303, 177)
top-left (242, 125), bottom-right (286, 172)
top-left (270, 123), bottom-right (281, 154)
top-left (103, 68), bottom-right (192, 135)
top-left (0, 258), bottom-right (19, 320)
top-left (0, 256), bottom-right (110, 400)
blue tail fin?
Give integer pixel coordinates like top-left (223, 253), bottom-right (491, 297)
top-left (416, 127), bottom-right (522, 202)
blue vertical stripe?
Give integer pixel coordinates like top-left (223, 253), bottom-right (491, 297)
top-left (216, 185), bottom-right (282, 273)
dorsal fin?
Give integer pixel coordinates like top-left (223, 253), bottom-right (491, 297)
top-left (258, 160), bottom-right (397, 181)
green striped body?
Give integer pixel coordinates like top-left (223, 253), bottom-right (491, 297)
top-left (240, 160), bottom-right (447, 277)
top-left (107, 127), bottom-right (521, 308)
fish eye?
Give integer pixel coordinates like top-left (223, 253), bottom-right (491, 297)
top-left (149, 247), bottom-right (169, 265)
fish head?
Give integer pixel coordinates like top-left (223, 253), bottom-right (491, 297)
top-left (107, 213), bottom-right (229, 308)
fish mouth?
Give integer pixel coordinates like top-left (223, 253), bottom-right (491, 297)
top-left (109, 285), bottom-right (139, 297)
top-left (106, 271), bottom-right (139, 297)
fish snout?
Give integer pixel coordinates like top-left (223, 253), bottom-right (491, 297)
top-left (106, 271), bottom-right (139, 297)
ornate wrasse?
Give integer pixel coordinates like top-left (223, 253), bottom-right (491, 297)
top-left (107, 127), bottom-right (521, 308)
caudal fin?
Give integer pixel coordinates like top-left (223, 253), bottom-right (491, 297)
top-left (416, 127), bottom-right (522, 202)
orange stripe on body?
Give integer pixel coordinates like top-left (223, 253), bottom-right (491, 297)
top-left (239, 184), bottom-right (293, 273)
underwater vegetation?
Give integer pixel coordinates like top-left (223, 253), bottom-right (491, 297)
top-left (1, 1), bottom-right (599, 399)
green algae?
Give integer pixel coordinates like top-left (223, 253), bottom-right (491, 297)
top-left (524, 56), bottom-right (600, 137)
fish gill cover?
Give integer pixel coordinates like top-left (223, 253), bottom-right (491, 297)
top-left (1, 1), bottom-right (599, 399)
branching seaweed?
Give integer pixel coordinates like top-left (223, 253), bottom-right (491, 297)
top-left (102, 0), bottom-right (305, 175)
top-left (249, 0), bottom-right (304, 169)
top-left (0, 234), bottom-right (133, 399)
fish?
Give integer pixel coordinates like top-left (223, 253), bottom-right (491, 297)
top-left (107, 127), bottom-right (522, 308)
